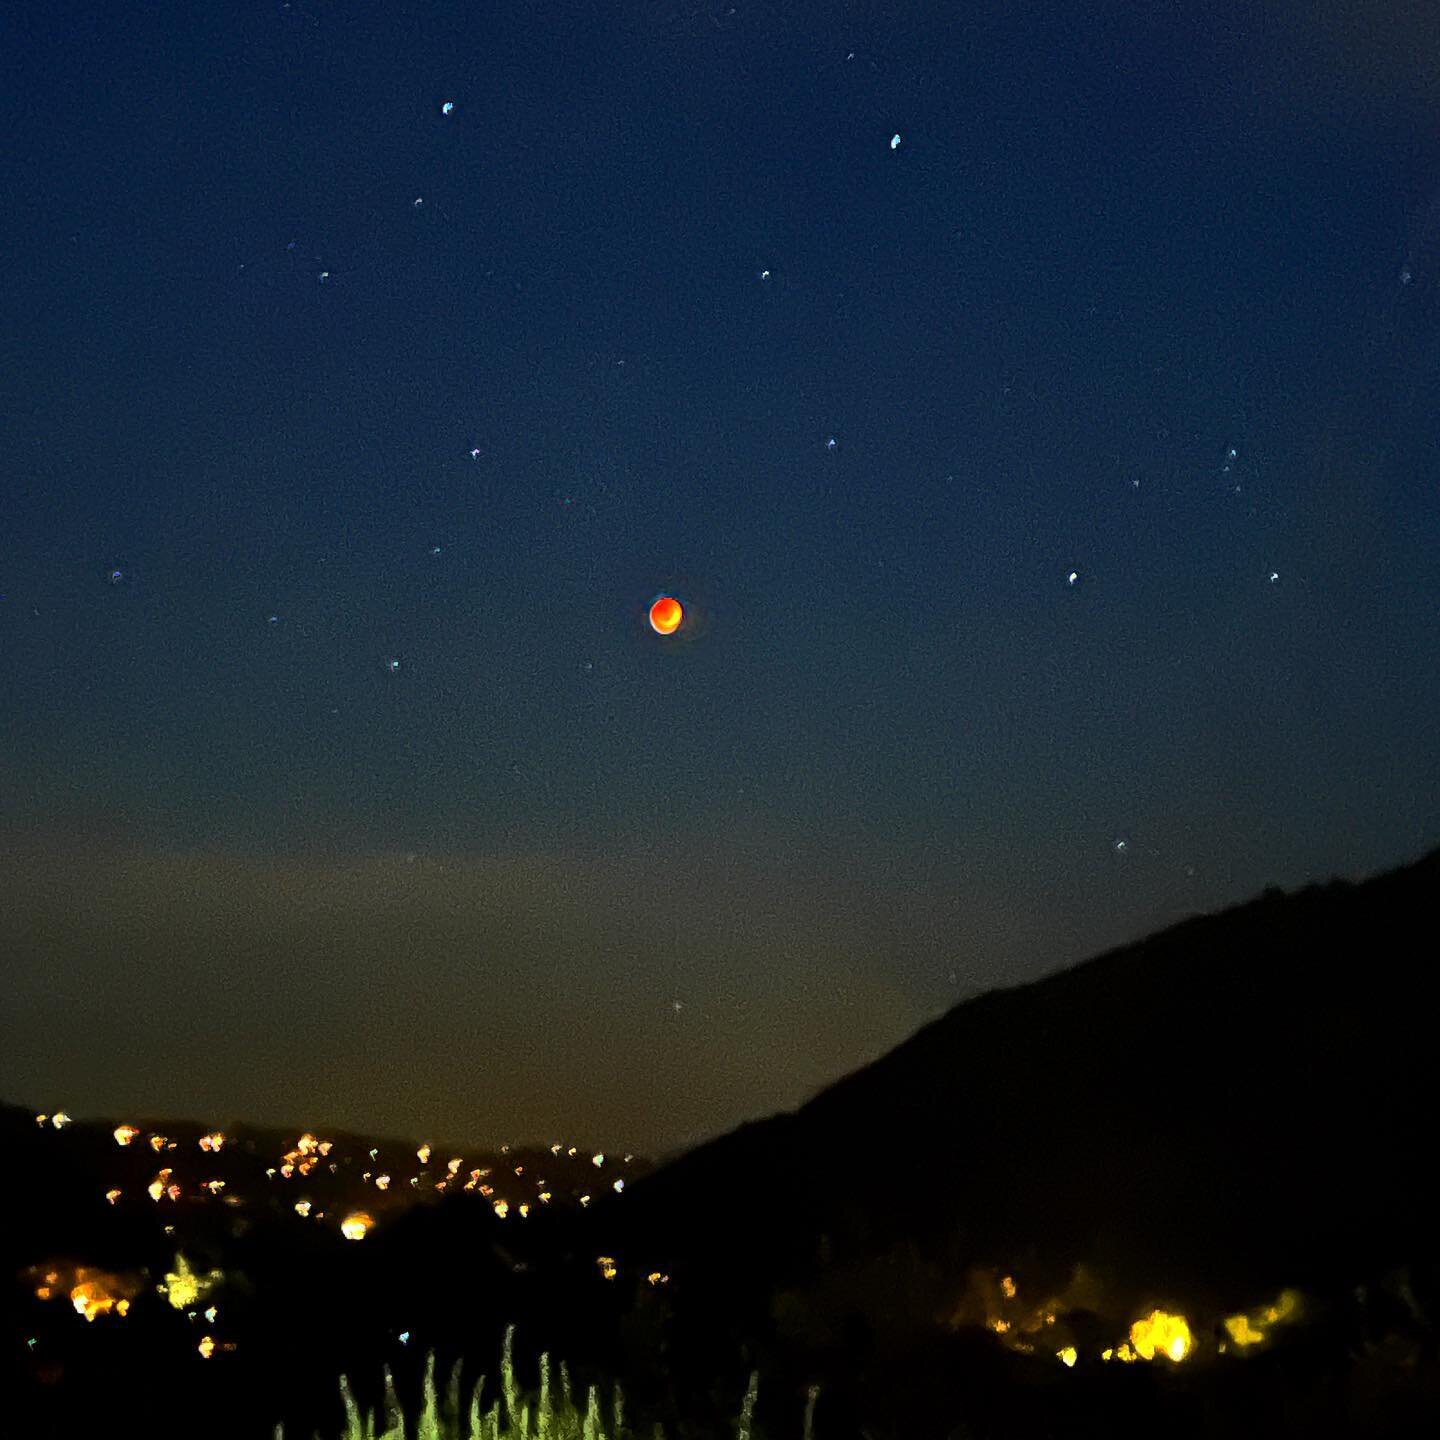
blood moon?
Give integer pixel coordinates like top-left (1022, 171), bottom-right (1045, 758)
top-left (648, 594), bottom-right (685, 636)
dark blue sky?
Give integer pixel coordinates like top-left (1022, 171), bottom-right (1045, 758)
top-left (3, 0), bottom-right (1437, 1155)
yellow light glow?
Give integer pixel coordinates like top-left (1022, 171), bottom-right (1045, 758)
top-left (1223, 1288), bottom-right (1303, 1349)
top-left (67, 1278), bottom-right (136, 1319)
top-left (162, 1253), bottom-right (223, 1311)
top-left (71, 1284), bottom-right (107, 1321)
top-left (164, 1256), bottom-right (199, 1309)
top-left (51, 1266), bottom-right (142, 1323)
top-left (1130, 1310), bottom-right (1191, 1362)
top-left (114, 1125), bottom-right (140, 1147)
top-left (340, 1212), bottom-right (373, 1240)
top-left (1057, 1347), bottom-right (1078, 1368)
top-left (417, 1143), bottom-right (431, 1164)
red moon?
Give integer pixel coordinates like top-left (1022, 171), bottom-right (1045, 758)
top-left (648, 595), bottom-right (684, 635)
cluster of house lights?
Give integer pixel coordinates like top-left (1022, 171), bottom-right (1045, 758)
top-left (974, 1271), bottom-right (1304, 1368)
top-left (30, 1110), bottom-right (1305, 1371)
top-left (40, 1111), bottom-right (635, 1238)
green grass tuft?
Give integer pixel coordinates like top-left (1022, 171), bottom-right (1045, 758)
top-left (275, 1323), bottom-right (779, 1440)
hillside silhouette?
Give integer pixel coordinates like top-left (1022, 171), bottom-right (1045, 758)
top-left (571, 845), bottom-right (1439, 1437)
top-left (8, 847), bottom-right (1438, 1438)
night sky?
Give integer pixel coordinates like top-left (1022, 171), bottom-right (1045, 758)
top-left (3, 0), bottom-right (1437, 1158)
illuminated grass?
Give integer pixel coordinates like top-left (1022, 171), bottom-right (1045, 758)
top-left (276, 1322), bottom-right (818, 1440)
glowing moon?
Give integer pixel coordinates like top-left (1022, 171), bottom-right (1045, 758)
top-left (648, 595), bottom-right (684, 635)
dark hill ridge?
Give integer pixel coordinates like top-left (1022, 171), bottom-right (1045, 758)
top-left (584, 845), bottom-right (1439, 1322)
